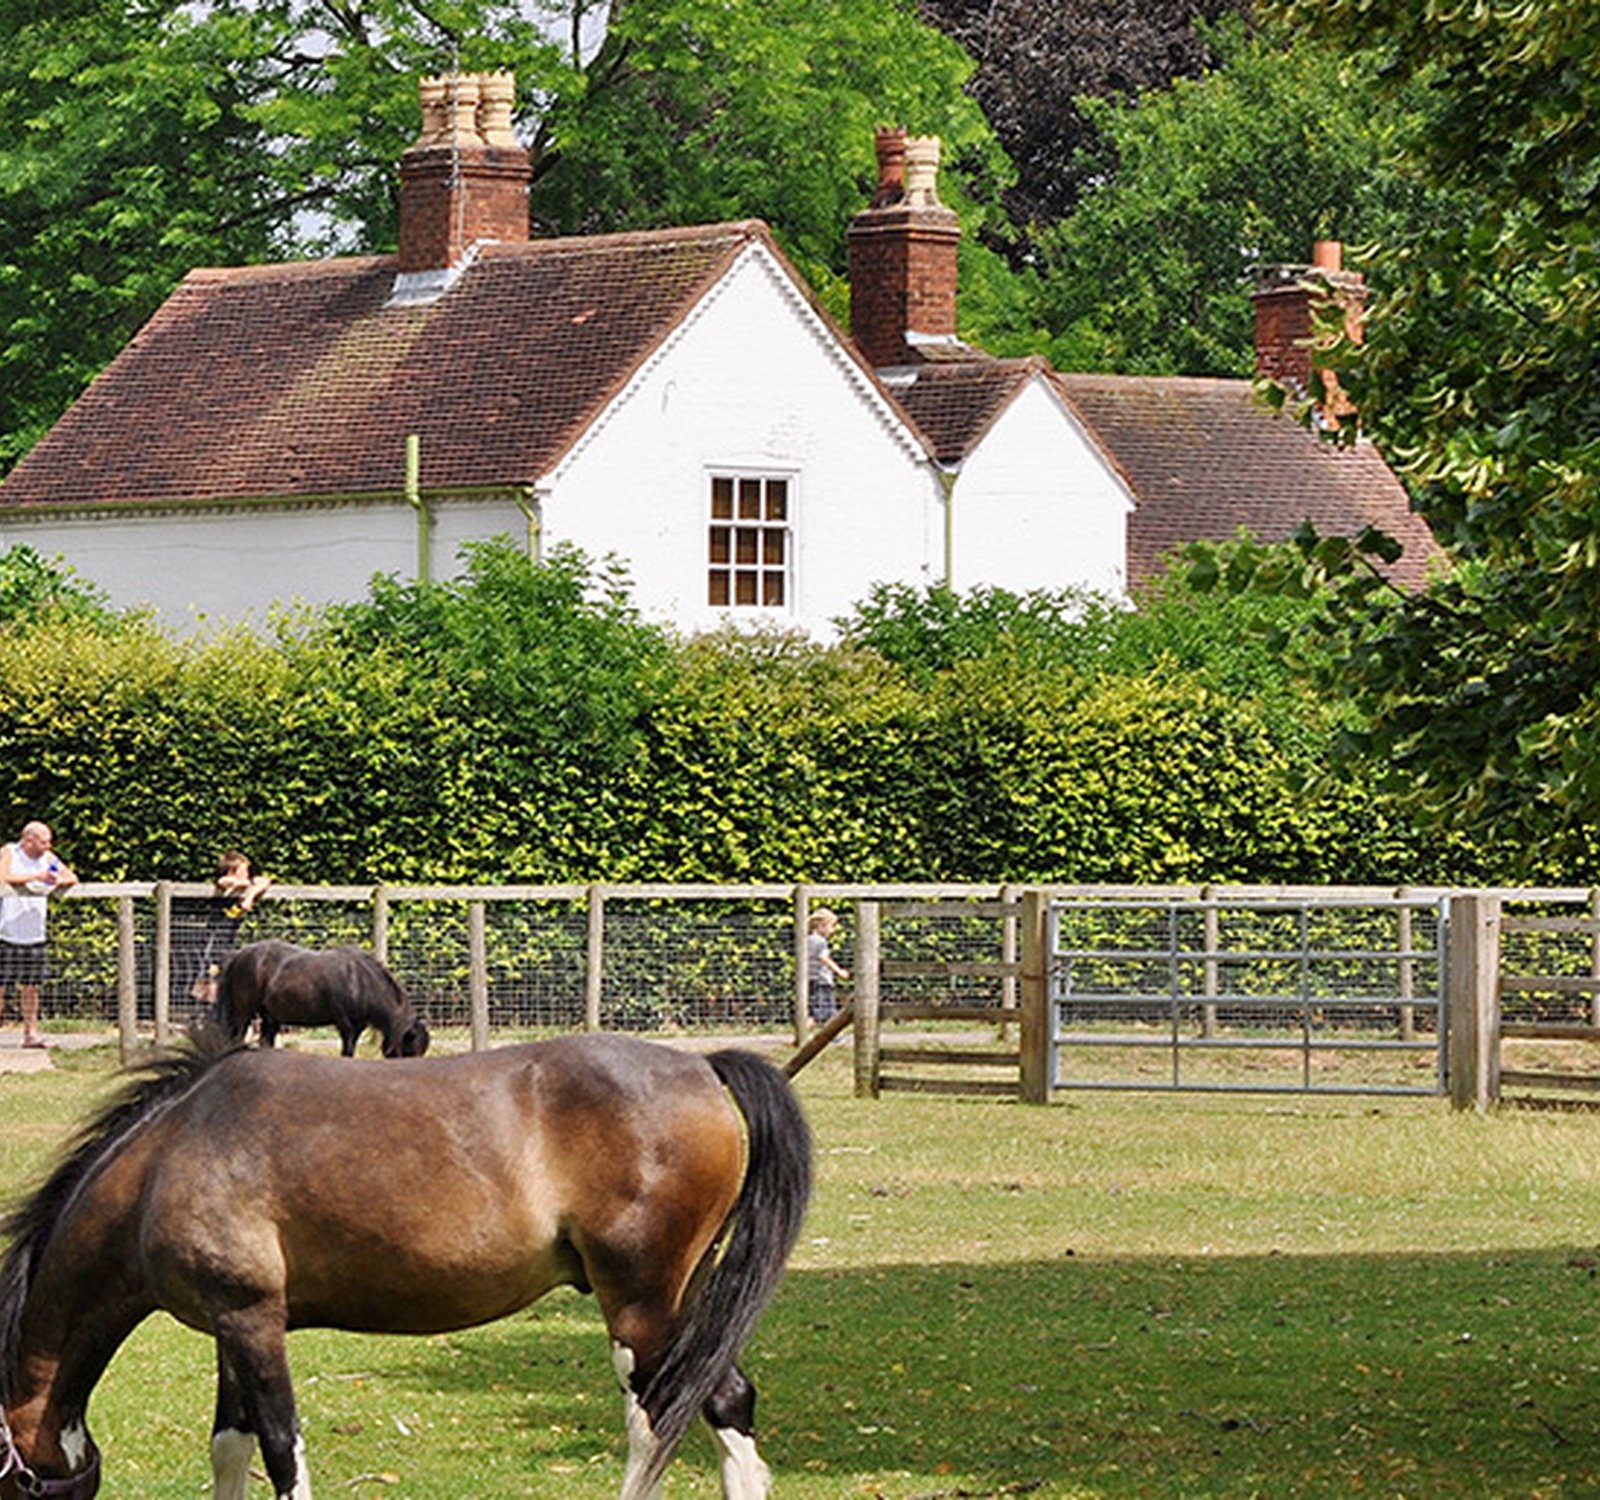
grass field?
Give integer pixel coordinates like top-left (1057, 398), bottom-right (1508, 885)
top-left (4, 1037), bottom-right (1600, 1497)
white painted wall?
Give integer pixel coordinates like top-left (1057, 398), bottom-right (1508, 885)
top-left (949, 377), bottom-right (1131, 600)
top-left (0, 498), bottom-right (528, 628)
top-left (542, 244), bottom-right (940, 639)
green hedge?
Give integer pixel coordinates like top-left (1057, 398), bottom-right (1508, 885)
top-left (0, 542), bottom-right (1499, 886)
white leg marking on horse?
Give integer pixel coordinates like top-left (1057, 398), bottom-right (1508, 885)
top-left (712, 1426), bottom-right (772, 1499)
top-left (269, 1431), bottom-right (313, 1500)
top-left (59, 1422), bottom-right (89, 1470)
top-left (612, 1341), bottom-right (662, 1500)
top-left (210, 1428), bottom-right (255, 1500)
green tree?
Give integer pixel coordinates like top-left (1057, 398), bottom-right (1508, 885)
top-left (531, 0), bottom-right (1006, 292)
top-left (1033, 21), bottom-right (1443, 375)
top-left (0, 545), bottom-right (113, 626)
top-left (918, 0), bottom-right (1252, 231)
top-left (1244, 0), bottom-right (1600, 873)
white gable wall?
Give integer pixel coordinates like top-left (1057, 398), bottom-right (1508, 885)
top-left (949, 377), bottom-right (1131, 600)
top-left (542, 245), bottom-right (941, 639)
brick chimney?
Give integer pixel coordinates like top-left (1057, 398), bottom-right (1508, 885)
top-left (1251, 239), bottom-right (1366, 424)
top-left (393, 71), bottom-right (532, 300)
top-left (848, 128), bottom-right (962, 368)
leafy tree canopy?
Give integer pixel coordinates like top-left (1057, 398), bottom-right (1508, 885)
top-left (1211, 0), bottom-right (1600, 871)
top-left (917, 0), bottom-right (1251, 231)
top-left (1034, 20), bottom-right (1446, 375)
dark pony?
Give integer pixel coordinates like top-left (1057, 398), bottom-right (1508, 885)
top-left (214, 938), bottom-right (430, 1057)
top-left (0, 1028), bottom-right (811, 1499)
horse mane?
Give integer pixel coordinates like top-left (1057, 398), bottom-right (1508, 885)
top-left (0, 1024), bottom-right (241, 1401)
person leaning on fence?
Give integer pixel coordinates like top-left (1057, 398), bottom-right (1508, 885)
top-left (806, 907), bottom-right (850, 1024)
top-left (0, 820), bottom-right (79, 1048)
top-left (182, 850), bottom-right (272, 1006)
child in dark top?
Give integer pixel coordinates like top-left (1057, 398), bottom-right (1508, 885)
top-left (183, 850), bottom-right (272, 1005)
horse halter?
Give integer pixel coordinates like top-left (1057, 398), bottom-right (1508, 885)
top-left (0, 1422), bottom-right (101, 1500)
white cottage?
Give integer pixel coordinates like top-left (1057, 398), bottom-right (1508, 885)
top-left (0, 73), bottom-right (1436, 630)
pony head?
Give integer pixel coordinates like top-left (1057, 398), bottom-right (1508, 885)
top-left (390, 1017), bottom-right (430, 1058)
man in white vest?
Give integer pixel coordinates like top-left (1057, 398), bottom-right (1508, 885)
top-left (0, 821), bottom-right (79, 1048)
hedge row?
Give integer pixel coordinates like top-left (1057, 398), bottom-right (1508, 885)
top-left (0, 543), bottom-right (1496, 887)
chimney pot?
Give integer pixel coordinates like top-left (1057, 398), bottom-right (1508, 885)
top-left (441, 72), bottom-right (483, 149)
top-left (872, 127), bottom-right (907, 207)
top-left (904, 136), bottom-right (942, 208)
top-left (476, 71), bottom-right (520, 150)
top-left (416, 76), bottom-right (450, 147)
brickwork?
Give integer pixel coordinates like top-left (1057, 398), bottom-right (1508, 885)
top-left (848, 210), bottom-right (961, 367)
top-left (1251, 243), bottom-right (1366, 422)
top-left (398, 146), bottom-right (533, 272)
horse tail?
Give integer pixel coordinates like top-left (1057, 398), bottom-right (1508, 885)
top-left (0, 1028), bottom-right (240, 1395)
top-left (634, 1048), bottom-right (813, 1488)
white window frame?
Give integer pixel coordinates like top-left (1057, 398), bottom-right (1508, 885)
top-left (707, 470), bottom-right (795, 611)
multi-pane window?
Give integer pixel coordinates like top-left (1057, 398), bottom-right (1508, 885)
top-left (708, 474), bottom-right (790, 608)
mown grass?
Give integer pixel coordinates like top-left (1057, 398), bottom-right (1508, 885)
top-left (5, 1039), bottom-right (1600, 1496)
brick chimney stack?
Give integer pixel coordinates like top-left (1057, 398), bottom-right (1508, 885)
top-left (397, 71), bottom-right (532, 277)
top-left (1252, 239), bottom-right (1366, 423)
top-left (848, 127), bottom-right (962, 368)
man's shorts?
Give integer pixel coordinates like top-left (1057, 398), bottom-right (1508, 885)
top-left (0, 941), bottom-right (48, 987)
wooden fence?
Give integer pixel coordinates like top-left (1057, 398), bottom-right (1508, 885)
top-left (30, 881), bottom-right (1600, 1108)
top-left (1448, 890), bottom-right (1600, 1110)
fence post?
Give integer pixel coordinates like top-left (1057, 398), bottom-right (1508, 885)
top-left (1590, 887), bottom-right (1599, 1029)
top-left (585, 886), bottom-right (606, 1031)
top-left (371, 885), bottom-right (390, 966)
top-left (467, 899), bottom-right (489, 1052)
top-left (1201, 884), bottom-right (1219, 1039)
top-left (117, 893), bottom-right (139, 1064)
top-left (1396, 885), bottom-right (1415, 1042)
top-left (1019, 888), bottom-right (1050, 1103)
top-left (793, 884), bottom-right (812, 1047)
top-left (853, 899), bottom-right (880, 1098)
top-left (1447, 892), bottom-right (1501, 1112)
top-left (998, 882), bottom-right (1020, 1041)
top-left (153, 880), bottom-right (172, 1048)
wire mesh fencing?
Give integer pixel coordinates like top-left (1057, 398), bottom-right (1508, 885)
top-left (31, 881), bottom-right (1012, 1046)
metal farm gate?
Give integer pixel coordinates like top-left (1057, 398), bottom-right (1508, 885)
top-left (1047, 893), bottom-right (1449, 1096)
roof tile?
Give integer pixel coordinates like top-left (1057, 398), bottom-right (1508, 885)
top-left (2, 225), bottom-right (766, 507)
top-left (1057, 372), bottom-right (1440, 591)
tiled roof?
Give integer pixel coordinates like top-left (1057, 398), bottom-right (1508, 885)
top-left (0, 223), bottom-right (772, 508)
top-left (883, 352), bottom-right (1051, 464)
top-left (1054, 372), bottom-right (1441, 591)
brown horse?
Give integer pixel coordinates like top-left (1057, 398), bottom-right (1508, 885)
top-left (214, 939), bottom-right (430, 1057)
top-left (0, 1030), bottom-right (811, 1499)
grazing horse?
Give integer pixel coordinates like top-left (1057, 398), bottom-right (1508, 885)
top-left (0, 1030), bottom-right (811, 1499)
top-left (214, 939), bottom-right (430, 1057)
